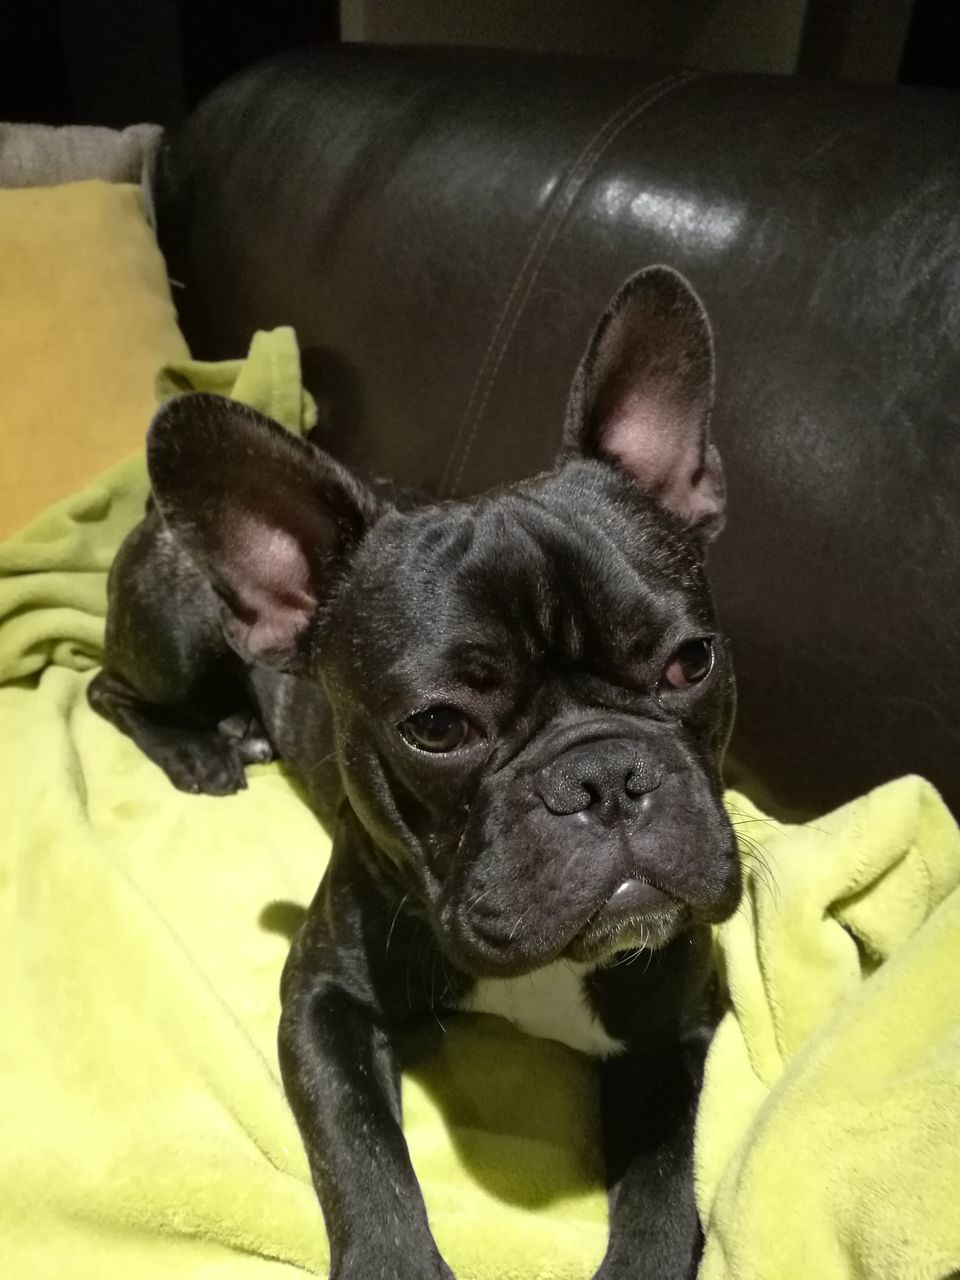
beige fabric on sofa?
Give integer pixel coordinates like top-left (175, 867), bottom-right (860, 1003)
top-left (0, 122), bottom-right (162, 219)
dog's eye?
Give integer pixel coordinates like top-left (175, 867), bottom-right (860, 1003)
top-left (398, 706), bottom-right (477, 753)
top-left (661, 638), bottom-right (715, 690)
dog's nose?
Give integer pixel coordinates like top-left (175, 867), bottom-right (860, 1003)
top-left (536, 741), bottom-right (661, 826)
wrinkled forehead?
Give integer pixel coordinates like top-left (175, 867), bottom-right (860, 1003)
top-left (329, 477), bottom-right (711, 688)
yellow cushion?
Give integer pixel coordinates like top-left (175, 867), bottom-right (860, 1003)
top-left (0, 180), bottom-right (189, 537)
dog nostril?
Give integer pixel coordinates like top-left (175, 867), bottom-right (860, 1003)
top-left (581, 780), bottom-right (602, 808)
top-left (625, 765), bottom-right (661, 798)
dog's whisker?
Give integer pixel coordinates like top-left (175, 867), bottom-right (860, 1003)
top-left (466, 888), bottom-right (493, 914)
top-left (728, 805), bottom-right (827, 840)
top-left (610, 946), bottom-right (640, 969)
top-left (508, 906), bottom-right (531, 942)
top-left (639, 922), bottom-right (658, 975)
top-left (384, 893), bottom-right (410, 958)
top-left (736, 837), bottom-right (782, 906)
top-left (437, 949), bottom-right (455, 1008)
top-left (427, 957), bottom-right (447, 1032)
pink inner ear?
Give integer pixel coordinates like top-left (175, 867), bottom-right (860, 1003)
top-left (222, 520), bottom-right (319, 660)
top-left (601, 389), bottom-right (722, 525)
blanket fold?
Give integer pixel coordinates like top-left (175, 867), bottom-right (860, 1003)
top-left (698, 783), bottom-right (960, 1280)
top-left (1, 328), bottom-right (957, 1280)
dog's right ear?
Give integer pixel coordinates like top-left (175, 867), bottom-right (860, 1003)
top-left (147, 393), bottom-right (378, 671)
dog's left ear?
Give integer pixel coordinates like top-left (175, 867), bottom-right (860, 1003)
top-left (563, 265), bottom-right (725, 540)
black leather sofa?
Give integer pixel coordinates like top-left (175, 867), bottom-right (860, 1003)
top-left (153, 42), bottom-right (960, 820)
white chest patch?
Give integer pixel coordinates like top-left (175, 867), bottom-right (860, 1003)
top-left (463, 961), bottom-right (626, 1058)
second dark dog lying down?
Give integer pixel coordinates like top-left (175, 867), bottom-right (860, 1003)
top-left (89, 265), bottom-right (741, 1280)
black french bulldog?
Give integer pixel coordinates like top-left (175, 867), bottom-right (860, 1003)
top-left (89, 265), bottom-right (741, 1280)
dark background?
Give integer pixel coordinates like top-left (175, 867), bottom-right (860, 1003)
top-left (899, 0), bottom-right (960, 86)
top-left (0, 0), bottom-right (956, 131)
top-left (0, 0), bottom-right (340, 128)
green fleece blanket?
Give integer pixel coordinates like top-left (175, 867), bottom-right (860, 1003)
top-left (1, 329), bottom-right (958, 1280)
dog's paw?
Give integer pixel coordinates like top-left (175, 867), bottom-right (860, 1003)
top-left (217, 712), bottom-right (276, 765)
top-left (155, 730), bottom-right (248, 796)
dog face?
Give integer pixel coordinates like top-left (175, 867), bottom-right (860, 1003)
top-left (321, 462), bottom-right (737, 977)
top-left (147, 267), bottom-right (740, 978)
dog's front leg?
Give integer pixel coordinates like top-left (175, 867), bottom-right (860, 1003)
top-left (593, 1041), bottom-right (705, 1280)
top-left (278, 978), bottom-right (453, 1280)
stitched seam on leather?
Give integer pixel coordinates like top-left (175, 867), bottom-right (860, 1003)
top-left (441, 69), bottom-right (700, 496)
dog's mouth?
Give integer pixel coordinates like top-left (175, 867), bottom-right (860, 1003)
top-left (562, 878), bottom-right (689, 964)
top-left (445, 876), bottom-right (696, 977)
top-left (443, 847), bottom-right (738, 979)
